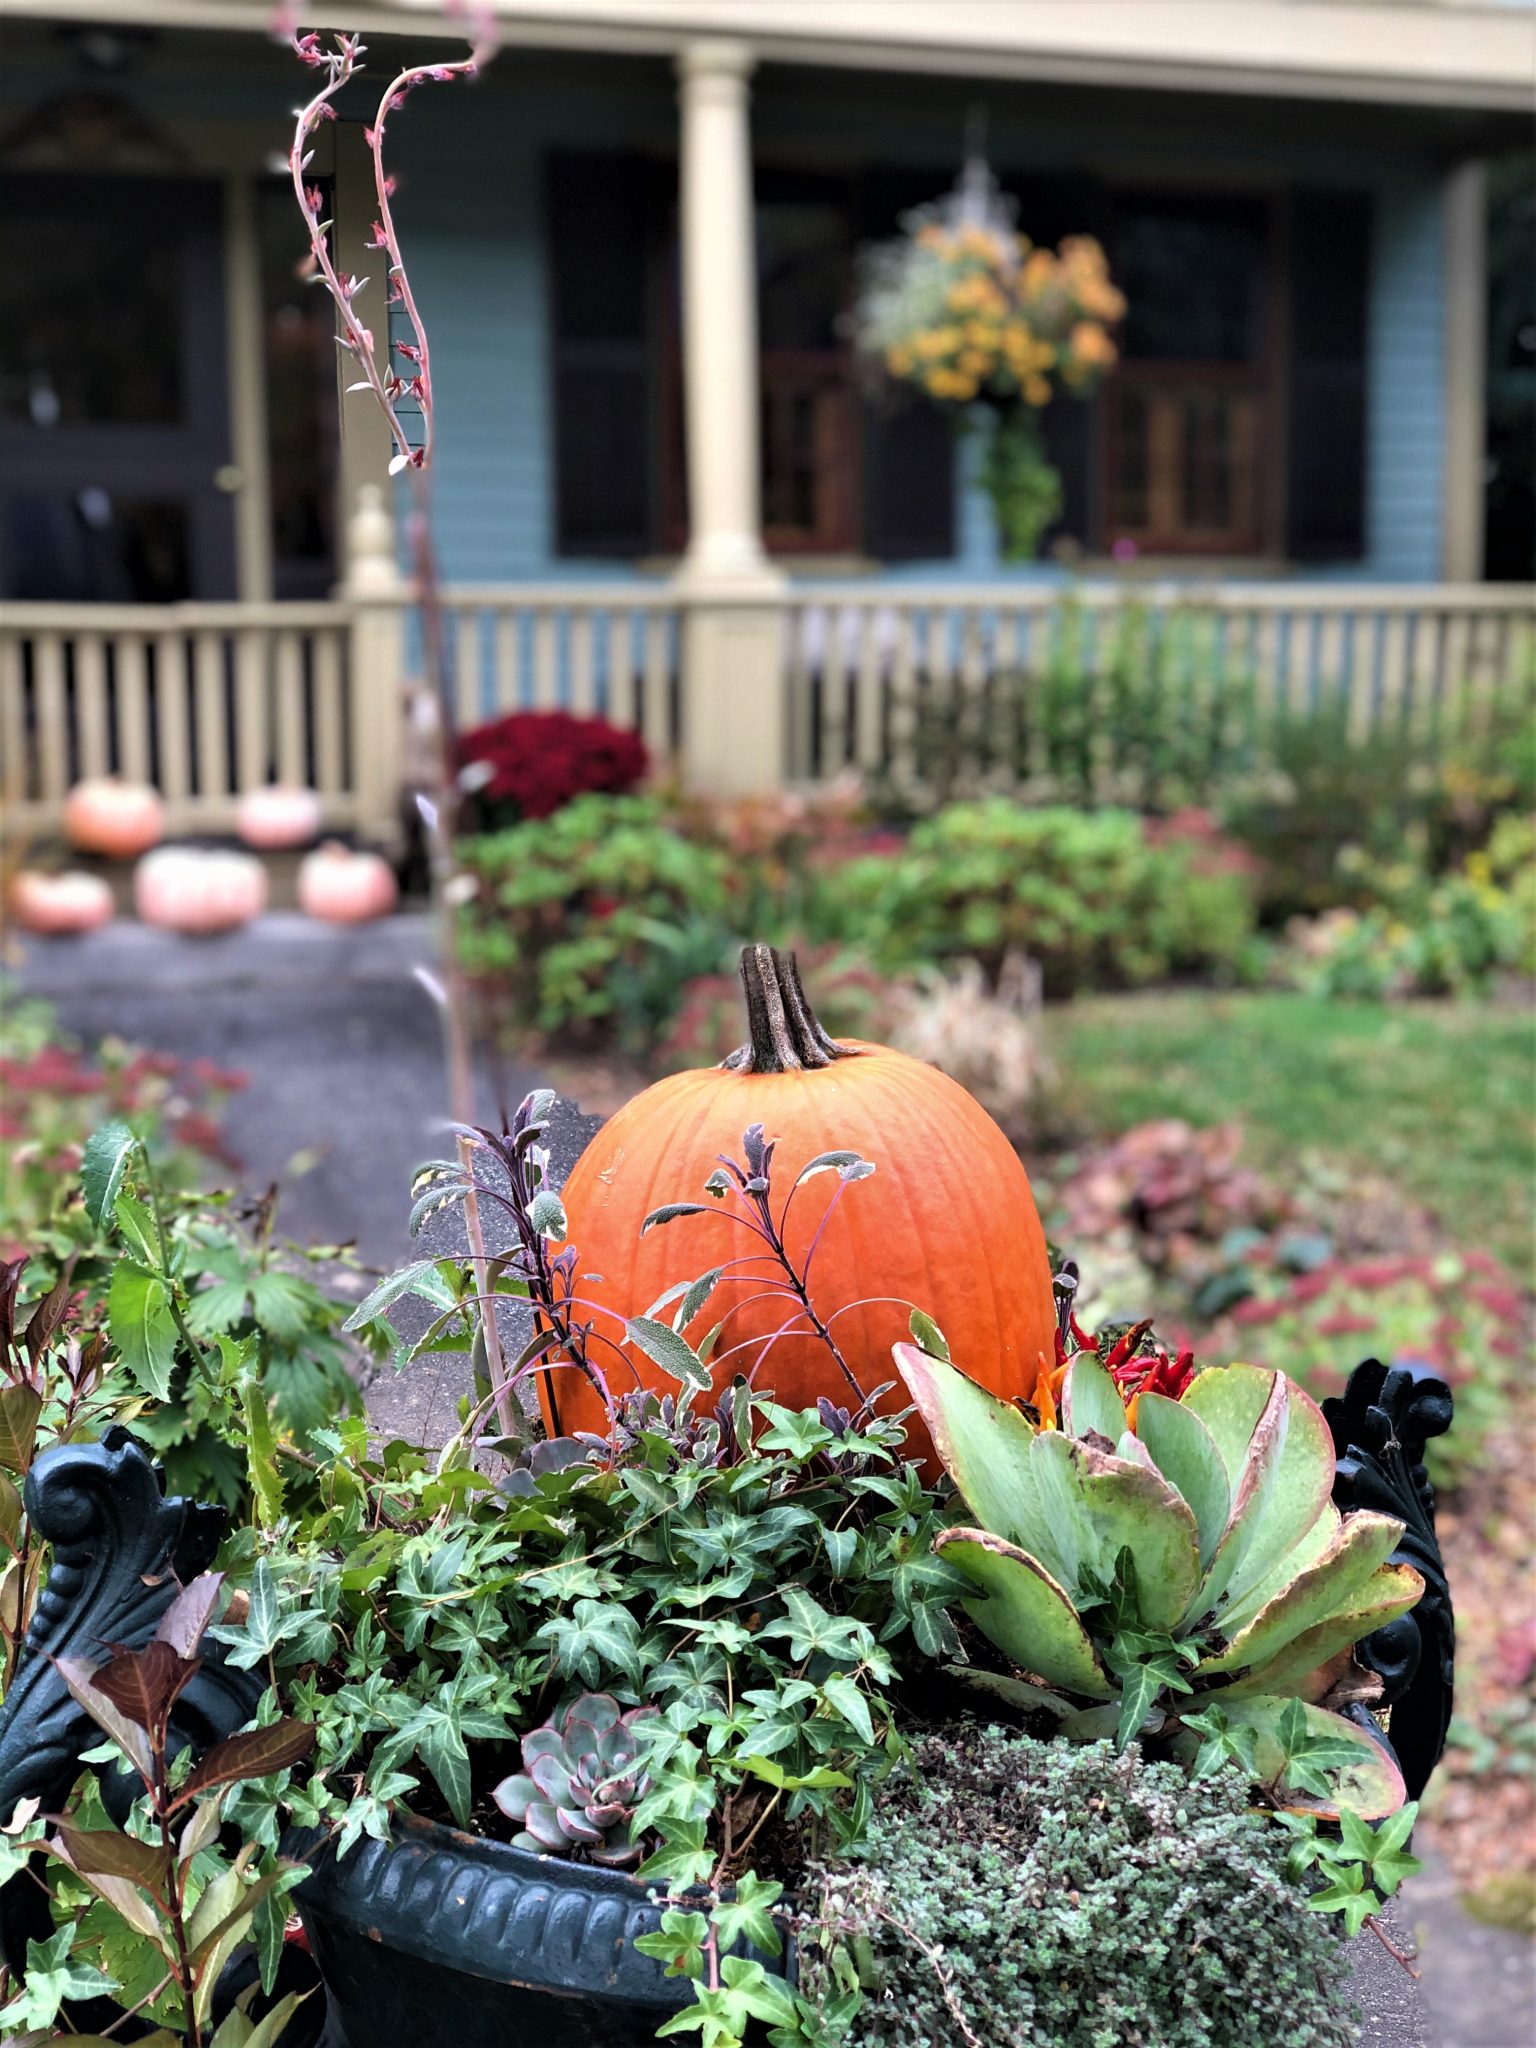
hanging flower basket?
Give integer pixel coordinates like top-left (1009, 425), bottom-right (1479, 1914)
top-left (856, 159), bottom-right (1126, 561)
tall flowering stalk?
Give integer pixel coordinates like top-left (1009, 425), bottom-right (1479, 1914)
top-left (287, 17), bottom-right (521, 1436)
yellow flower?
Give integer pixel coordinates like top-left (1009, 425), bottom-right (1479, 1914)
top-left (1024, 375), bottom-right (1052, 406)
top-left (886, 344), bottom-right (915, 378)
top-left (1021, 249), bottom-right (1057, 297)
top-left (1068, 321), bottom-right (1116, 368)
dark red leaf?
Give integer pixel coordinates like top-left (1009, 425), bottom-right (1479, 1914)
top-left (89, 1641), bottom-right (199, 1731)
top-left (51, 1820), bottom-right (168, 1892)
top-left (153, 1572), bottom-right (224, 1659)
top-left (184, 1720), bottom-right (317, 1799)
top-left (23, 1262), bottom-right (76, 1365)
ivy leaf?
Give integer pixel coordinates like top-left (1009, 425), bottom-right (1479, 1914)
top-left (711, 1872), bottom-right (784, 1959)
top-left (1307, 1864), bottom-right (1382, 1938)
top-left (214, 1558), bottom-right (282, 1666)
top-left (107, 1261), bottom-right (179, 1402)
top-left (757, 1587), bottom-right (870, 1664)
top-left (1274, 1696), bottom-right (1371, 1801)
top-left (535, 1597), bottom-right (644, 1685)
top-left (1110, 1662), bottom-right (1165, 1752)
top-left (755, 1406), bottom-right (833, 1459)
top-left (634, 1907), bottom-right (710, 1978)
top-left (1182, 1702), bottom-right (1260, 1782)
top-left (626, 1316), bottom-right (712, 1394)
top-left (411, 1706), bottom-right (473, 1828)
top-left (820, 1673), bottom-right (874, 1746)
top-left (636, 1817), bottom-right (713, 1889)
top-left (908, 1598), bottom-right (962, 1661)
top-left (0, 1926), bottom-right (120, 2033)
top-left (82, 1121), bottom-right (138, 1227)
top-left (719, 1954), bottom-right (799, 2024)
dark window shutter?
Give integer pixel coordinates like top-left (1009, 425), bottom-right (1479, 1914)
top-left (1286, 189), bottom-right (1371, 563)
top-left (546, 151), bottom-right (659, 557)
top-left (856, 167), bottom-right (957, 561)
top-left (1009, 171), bottom-right (1106, 551)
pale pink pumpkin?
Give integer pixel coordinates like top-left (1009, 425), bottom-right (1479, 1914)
top-left (63, 778), bottom-right (166, 858)
top-left (236, 784), bottom-right (324, 850)
top-left (10, 870), bottom-right (115, 936)
top-left (134, 848), bottom-right (268, 935)
top-left (296, 841), bottom-right (398, 923)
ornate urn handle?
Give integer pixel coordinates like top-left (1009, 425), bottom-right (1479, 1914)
top-left (1324, 1359), bottom-right (1456, 1802)
top-left (0, 1429), bottom-right (262, 1972)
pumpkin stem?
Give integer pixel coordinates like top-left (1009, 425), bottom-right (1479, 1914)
top-left (723, 945), bottom-right (861, 1074)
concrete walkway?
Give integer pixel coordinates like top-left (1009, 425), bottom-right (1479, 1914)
top-left (8, 913), bottom-right (567, 1442)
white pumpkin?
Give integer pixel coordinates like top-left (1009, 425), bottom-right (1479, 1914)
top-left (134, 847), bottom-right (268, 935)
top-left (235, 784), bottom-right (325, 850)
top-left (296, 841), bottom-right (398, 924)
top-left (10, 869), bottom-right (115, 936)
top-left (64, 777), bottom-right (166, 858)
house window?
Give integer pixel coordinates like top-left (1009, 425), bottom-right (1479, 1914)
top-left (546, 151), bottom-right (956, 564)
top-left (258, 177), bottom-right (339, 599)
top-left (1105, 193), bottom-right (1275, 556)
top-left (757, 192), bottom-right (859, 553)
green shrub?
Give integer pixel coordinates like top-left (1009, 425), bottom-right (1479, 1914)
top-left (868, 603), bottom-right (1265, 817)
top-left (1283, 843), bottom-right (1530, 999)
top-left (832, 802), bottom-right (1256, 996)
top-left (457, 794), bottom-right (737, 1049)
top-left (800, 1724), bottom-right (1354, 2048)
top-left (1223, 700), bottom-right (1532, 925)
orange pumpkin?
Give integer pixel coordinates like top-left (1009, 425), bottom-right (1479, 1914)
top-left (550, 945), bottom-right (1057, 1471)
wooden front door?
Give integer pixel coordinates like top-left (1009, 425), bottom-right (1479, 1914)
top-left (0, 173), bottom-right (236, 601)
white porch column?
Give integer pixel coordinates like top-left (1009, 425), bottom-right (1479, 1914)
top-left (1442, 159), bottom-right (1487, 583)
top-left (671, 39), bottom-right (787, 795)
top-left (675, 38), bottom-right (776, 589)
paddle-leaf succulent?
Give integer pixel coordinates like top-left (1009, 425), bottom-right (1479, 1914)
top-left (894, 1344), bottom-right (1423, 1817)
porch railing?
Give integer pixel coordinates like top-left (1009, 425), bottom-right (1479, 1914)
top-left (0, 587), bottom-right (686, 850)
top-left (0, 603), bottom-right (360, 843)
top-left (1, 573), bottom-right (1530, 850)
top-left (784, 583), bottom-right (1535, 801)
top-left (437, 586), bottom-right (683, 761)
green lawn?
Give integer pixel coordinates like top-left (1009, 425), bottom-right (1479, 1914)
top-left (1045, 992), bottom-right (1536, 1270)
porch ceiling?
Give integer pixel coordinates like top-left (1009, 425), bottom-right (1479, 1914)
top-left (0, 0), bottom-right (1531, 114)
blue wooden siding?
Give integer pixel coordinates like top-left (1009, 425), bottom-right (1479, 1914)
top-left (1363, 172), bottom-right (1446, 582)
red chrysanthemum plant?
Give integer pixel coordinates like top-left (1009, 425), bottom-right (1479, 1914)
top-left (286, 9), bottom-right (523, 1435)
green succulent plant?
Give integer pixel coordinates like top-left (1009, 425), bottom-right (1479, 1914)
top-left (893, 1345), bottom-right (1424, 1818)
top-left (493, 1692), bottom-right (659, 1867)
